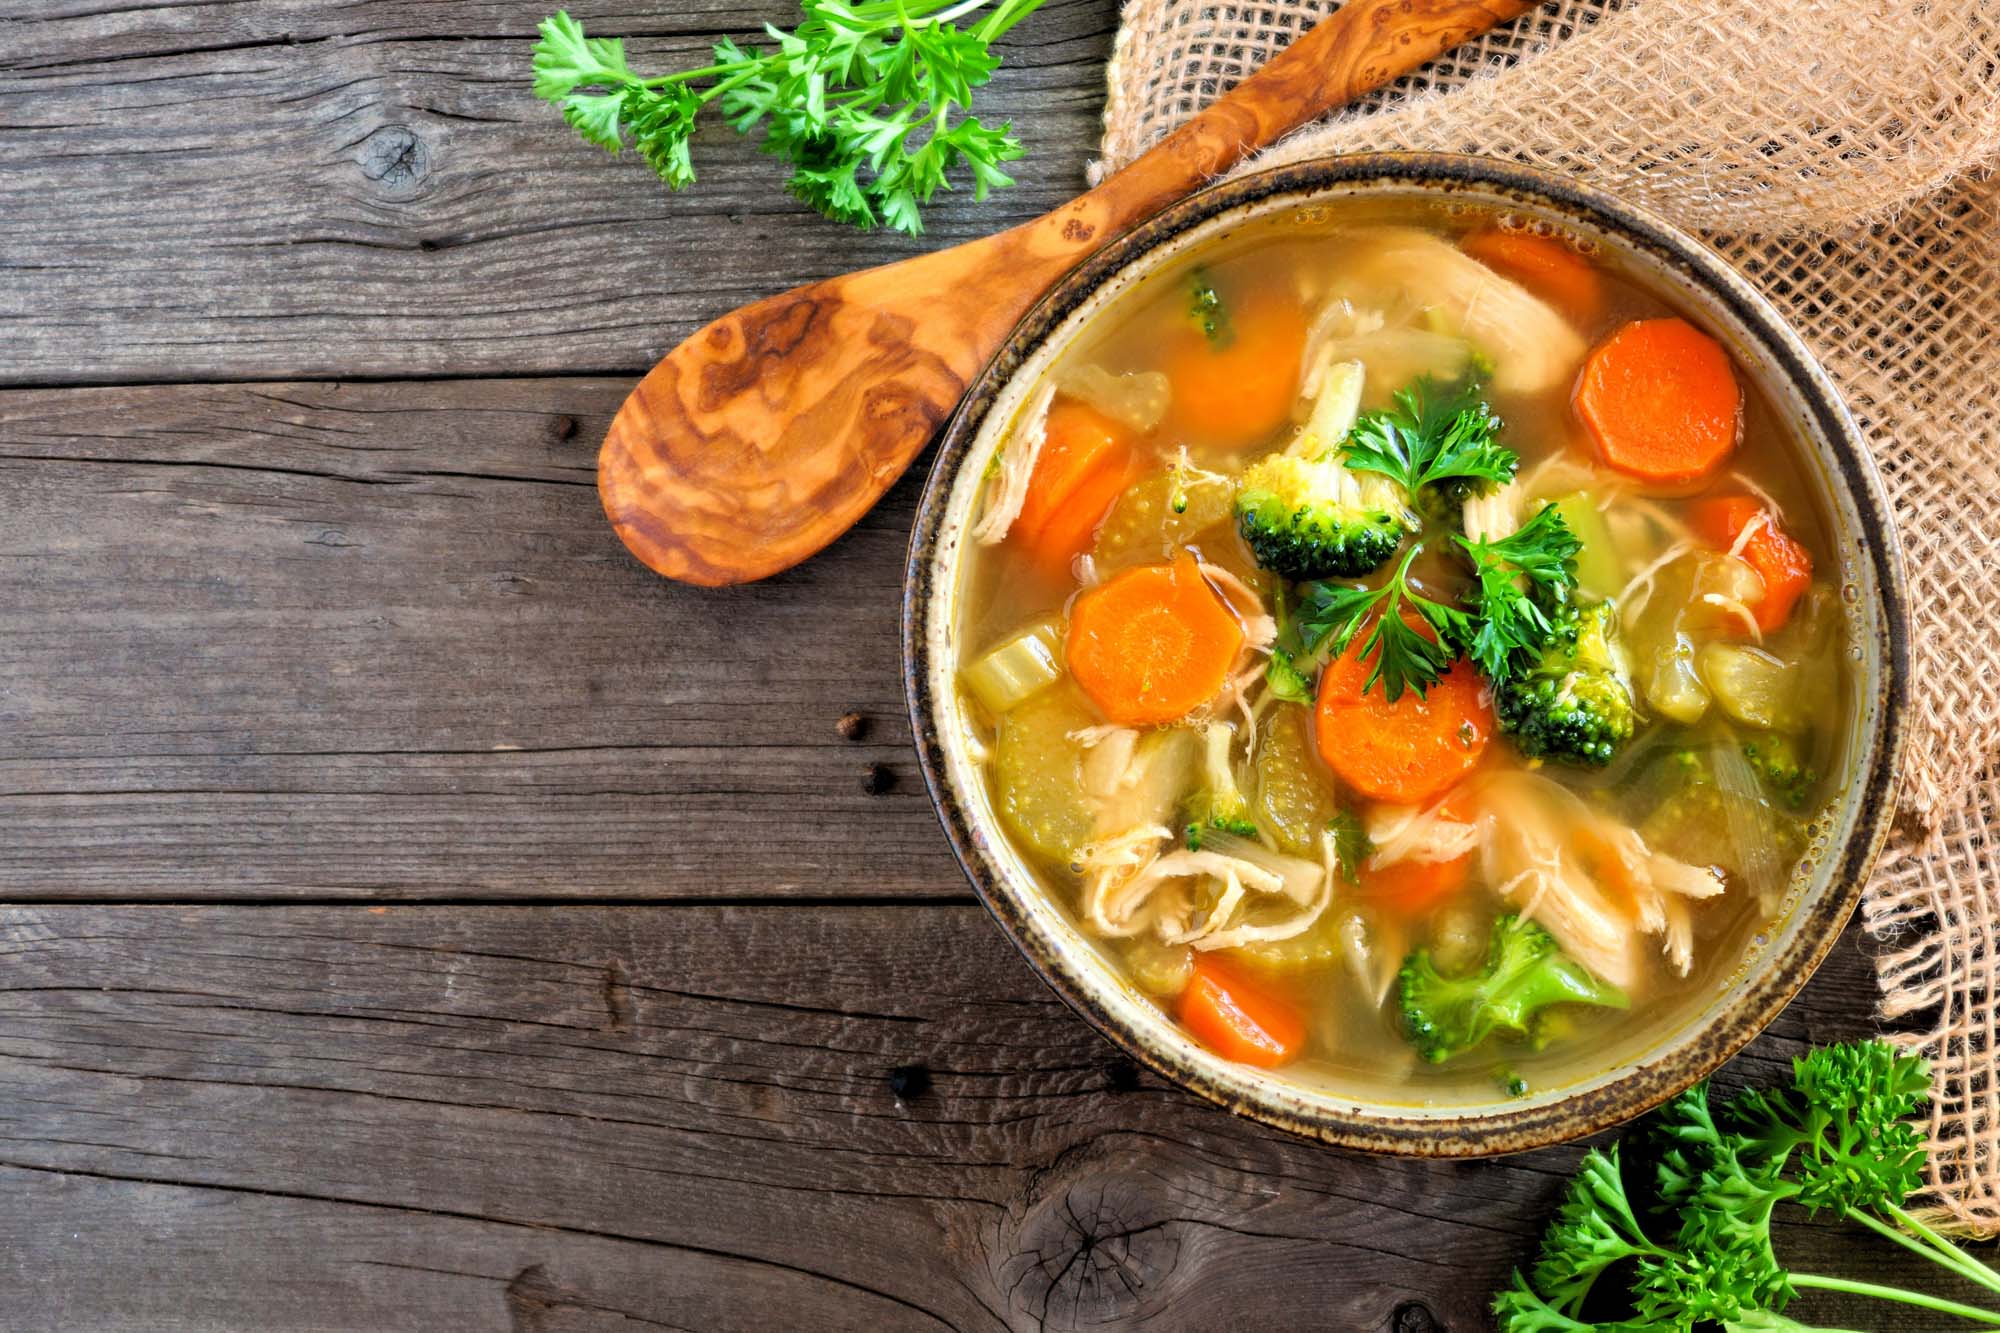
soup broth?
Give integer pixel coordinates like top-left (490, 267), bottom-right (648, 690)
top-left (954, 200), bottom-right (1847, 1102)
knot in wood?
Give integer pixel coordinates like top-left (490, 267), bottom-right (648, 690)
top-left (1393, 1300), bottom-right (1446, 1333)
top-left (357, 124), bottom-right (431, 197)
top-left (996, 1167), bottom-right (1182, 1329)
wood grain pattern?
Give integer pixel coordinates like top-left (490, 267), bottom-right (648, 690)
top-left (0, 1), bottom-right (1117, 386)
top-left (597, 0), bottom-right (1542, 585)
top-left (0, 378), bottom-right (960, 900)
top-left (0, 904), bottom-right (1962, 1331)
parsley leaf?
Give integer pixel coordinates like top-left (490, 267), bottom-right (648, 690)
top-left (1327, 810), bottom-right (1373, 884)
top-left (1496, 1041), bottom-right (2000, 1333)
top-left (1296, 543), bottom-right (1471, 702)
top-left (531, 3), bottom-right (1045, 235)
top-left (1343, 374), bottom-right (1517, 497)
top-left (1455, 502), bottom-right (1581, 681)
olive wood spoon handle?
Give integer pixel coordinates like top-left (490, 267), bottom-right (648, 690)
top-left (600, 0), bottom-right (1540, 585)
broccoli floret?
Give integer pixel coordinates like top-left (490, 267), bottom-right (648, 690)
top-left (1494, 599), bottom-right (1637, 767)
top-left (1742, 734), bottom-right (1817, 809)
top-left (1399, 914), bottom-right (1628, 1063)
top-left (1183, 720), bottom-right (1257, 848)
top-left (1234, 453), bottom-right (1410, 581)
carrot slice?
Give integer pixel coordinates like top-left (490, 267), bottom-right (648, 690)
top-left (1022, 453), bottom-right (1134, 579)
top-left (1177, 954), bottom-right (1305, 1068)
top-left (1690, 494), bottom-right (1814, 632)
top-left (1575, 318), bottom-right (1741, 487)
top-left (1461, 228), bottom-right (1603, 323)
top-left (1358, 790), bottom-right (1477, 914)
top-left (1012, 398), bottom-right (1134, 576)
top-left (1066, 554), bottom-right (1244, 726)
top-left (1163, 289), bottom-right (1309, 447)
top-left (1314, 633), bottom-right (1491, 805)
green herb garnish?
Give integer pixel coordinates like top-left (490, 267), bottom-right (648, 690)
top-left (531, 2), bottom-right (1047, 236)
top-left (1327, 809), bottom-right (1374, 885)
top-left (1496, 1041), bottom-right (2000, 1331)
top-left (1343, 374), bottom-right (1516, 498)
top-left (1455, 502), bottom-right (1581, 683)
top-left (1296, 543), bottom-right (1471, 703)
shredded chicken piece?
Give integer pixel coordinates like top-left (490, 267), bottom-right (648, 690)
top-left (1659, 895), bottom-right (1694, 976)
top-left (1300, 299), bottom-right (1387, 384)
top-left (1209, 658), bottom-right (1268, 757)
top-left (1187, 869), bottom-right (1332, 952)
top-left (1474, 771), bottom-right (1725, 986)
top-left (1074, 553), bottom-right (1101, 588)
top-left (1078, 825), bottom-right (1175, 937)
top-left (1609, 496), bottom-right (1696, 545)
top-left (1078, 728), bottom-right (1140, 800)
top-left (1197, 563), bottom-right (1277, 652)
top-left (1192, 563), bottom-right (1277, 754)
top-left (1618, 540), bottom-right (1694, 627)
top-left (1725, 510), bottom-right (1770, 562)
top-left (1330, 228), bottom-right (1585, 394)
top-left (1728, 470), bottom-right (1785, 518)
top-left (1366, 799), bottom-right (1482, 870)
top-left (1462, 479), bottom-right (1524, 545)
top-left (1701, 592), bottom-right (1765, 641)
top-left (971, 381), bottom-right (1056, 545)
top-left (1517, 450), bottom-right (1601, 501)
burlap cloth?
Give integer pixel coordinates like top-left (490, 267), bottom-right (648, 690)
top-left (1091, 0), bottom-right (2000, 1230)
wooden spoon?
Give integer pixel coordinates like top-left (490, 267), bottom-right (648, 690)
top-left (599, 0), bottom-right (1539, 585)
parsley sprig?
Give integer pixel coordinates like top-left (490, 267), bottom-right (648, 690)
top-left (1456, 503), bottom-right (1582, 681)
top-left (1496, 1041), bottom-right (2000, 1331)
top-left (532, 2), bottom-right (1046, 235)
top-left (1296, 544), bottom-right (1472, 703)
top-left (1343, 374), bottom-right (1518, 496)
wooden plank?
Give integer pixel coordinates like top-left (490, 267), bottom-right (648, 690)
top-left (0, 377), bottom-right (961, 899)
top-left (0, 904), bottom-right (1955, 1331)
top-left (0, 1), bottom-right (1119, 386)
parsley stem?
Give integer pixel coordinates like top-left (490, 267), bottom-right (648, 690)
top-left (1791, 1272), bottom-right (2000, 1324)
top-left (1840, 1205), bottom-right (2000, 1297)
top-left (1872, 1203), bottom-right (2000, 1295)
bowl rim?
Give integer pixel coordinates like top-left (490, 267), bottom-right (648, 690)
top-left (901, 151), bottom-right (1910, 1157)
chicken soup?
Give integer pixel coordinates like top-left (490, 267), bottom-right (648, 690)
top-left (955, 206), bottom-right (1844, 1098)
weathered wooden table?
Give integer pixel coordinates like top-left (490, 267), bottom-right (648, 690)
top-left (0, 4), bottom-right (1961, 1328)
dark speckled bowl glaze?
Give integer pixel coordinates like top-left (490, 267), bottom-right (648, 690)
top-left (902, 154), bottom-right (1908, 1157)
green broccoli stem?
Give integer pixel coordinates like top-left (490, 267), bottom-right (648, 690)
top-left (1789, 1272), bottom-right (2000, 1325)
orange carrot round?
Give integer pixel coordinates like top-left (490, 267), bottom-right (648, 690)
top-left (1314, 635), bottom-right (1491, 805)
top-left (1461, 228), bottom-right (1603, 323)
top-left (1358, 791), bottom-right (1477, 913)
top-left (1066, 554), bottom-right (1245, 726)
top-left (1575, 317), bottom-right (1741, 487)
top-left (1690, 494), bottom-right (1814, 632)
top-left (1163, 290), bottom-right (1308, 447)
top-left (1177, 954), bottom-right (1305, 1068)
top-left (1011, 398), bottom-right (1135, 577)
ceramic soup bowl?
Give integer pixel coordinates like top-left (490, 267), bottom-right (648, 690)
top-left (902, 154), bottom-right (1908, 1156)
